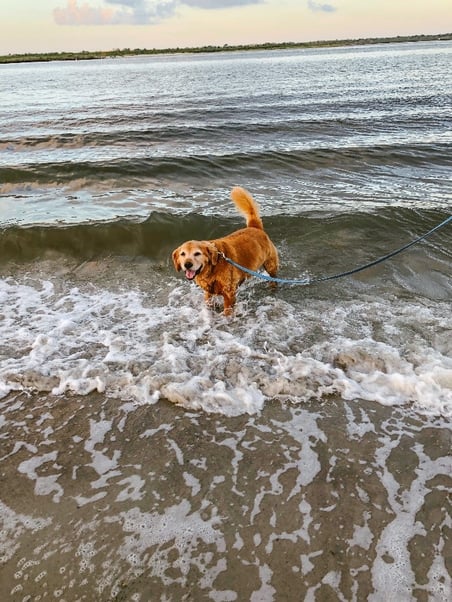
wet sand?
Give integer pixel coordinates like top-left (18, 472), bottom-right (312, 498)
top-left (1, 392), bottom-right (450, 601)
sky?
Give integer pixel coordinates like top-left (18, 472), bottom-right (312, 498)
top-left (0, 0), bottom-right (451, 55)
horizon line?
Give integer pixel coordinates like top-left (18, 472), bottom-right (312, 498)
top-left (1, 32), bottom-right (451, 63)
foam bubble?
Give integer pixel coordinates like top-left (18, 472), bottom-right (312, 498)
top-left (117, 500), bottom-right (223, 584)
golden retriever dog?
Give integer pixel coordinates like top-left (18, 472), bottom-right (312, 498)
top-left (172, 187), bottom-right (279, 314)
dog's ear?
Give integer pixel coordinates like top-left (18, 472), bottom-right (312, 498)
top-left (172, 247), bottom-right (181, 271)
top-left (205, 242), bottom-right (219, 265)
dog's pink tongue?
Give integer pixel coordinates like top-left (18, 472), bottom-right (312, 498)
top-left (185, 269), bottom-right (196, 280)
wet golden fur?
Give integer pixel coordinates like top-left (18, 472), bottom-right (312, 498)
top-left (172, 187), bottom-right (279, 314)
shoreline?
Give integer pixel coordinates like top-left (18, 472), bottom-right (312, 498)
top-left (1, 32), bottom-right (451, 65)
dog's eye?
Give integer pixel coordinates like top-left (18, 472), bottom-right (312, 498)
top-left (180, 251), bottom-right (186, 256)
top-left (194, 251), bottom-right (201, 256)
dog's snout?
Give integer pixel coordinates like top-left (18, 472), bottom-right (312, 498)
top-left (184, 261), bottom-right (193, 269)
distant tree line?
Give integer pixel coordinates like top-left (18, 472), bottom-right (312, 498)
top-left (1, 33), bottom-right (451, 64)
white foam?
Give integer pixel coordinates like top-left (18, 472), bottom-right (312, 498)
top-left (347, 512), bottom-right (374, 550)
top-left (17, 451), bottom-right (64, 503)
top-left (1, 277), bottom-right (451, 417)
top-left (369, 437), bottom-right (452, 600)
top-left (0, 501), bottom-right (52, 565)
top-left (209, 590), bottom-right (238, 602)
top-left (115, 475), bottom-right (145, 503)
top-left (249, 564), bottom-right (276, 601)
top-left (115, 500), bottom-right (224, 586)
top-left (183, 472), bottom-right (201, 497)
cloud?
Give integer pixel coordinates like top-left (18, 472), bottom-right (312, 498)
top-left (53, 0), bottom-right (262, 26)
top-left (106, 0), bottom-right (178, 24)
top-left (182, 0), bottom-right (262, 8)
top-left (53, 0), bottom-right (114, 25)
top-left (307, 0), bottom-right (336, 12)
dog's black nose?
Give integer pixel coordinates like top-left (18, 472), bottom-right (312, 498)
top-left (184, 261), bottom-right (193, 269)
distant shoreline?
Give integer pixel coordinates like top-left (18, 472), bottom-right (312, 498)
top-left (1, 33), bottom-right (451, 65)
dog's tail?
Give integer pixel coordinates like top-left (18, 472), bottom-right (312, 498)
top-left (230, 187), bottom-right (263, 230)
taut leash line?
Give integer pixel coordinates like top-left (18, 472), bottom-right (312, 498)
top-left (219, 215), bottom-right (452, 286)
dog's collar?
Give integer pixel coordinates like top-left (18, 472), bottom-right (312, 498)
top-left (211, 246), bottom-right (227, 262)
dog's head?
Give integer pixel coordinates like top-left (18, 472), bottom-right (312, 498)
top-left (172, 241), bottom-right (219, 280)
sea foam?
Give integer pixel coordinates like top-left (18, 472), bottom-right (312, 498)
top-left (0, 276), bottom-right (451, 417)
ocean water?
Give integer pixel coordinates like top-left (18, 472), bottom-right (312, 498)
top-left (0, 41), bottom-right (451, 600)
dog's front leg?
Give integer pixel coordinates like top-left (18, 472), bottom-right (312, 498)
top-left (222, 292), bottom-right (236, 316)
top-left (204, 291), bottom-right (214, 307)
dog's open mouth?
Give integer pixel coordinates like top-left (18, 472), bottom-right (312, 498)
top-left (185, 267), bottom-right (201, 280)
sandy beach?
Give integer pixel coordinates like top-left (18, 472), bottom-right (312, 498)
top-left (1, 391), bottom-right (450, 600)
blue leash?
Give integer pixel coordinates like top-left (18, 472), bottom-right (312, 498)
top-left (220, 214), bottom-right (452, 286)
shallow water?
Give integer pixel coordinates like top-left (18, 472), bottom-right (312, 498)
top-left (0, 41), bottom-right (451, 600)
top-left (1, 392), bottom-right (450, 601)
